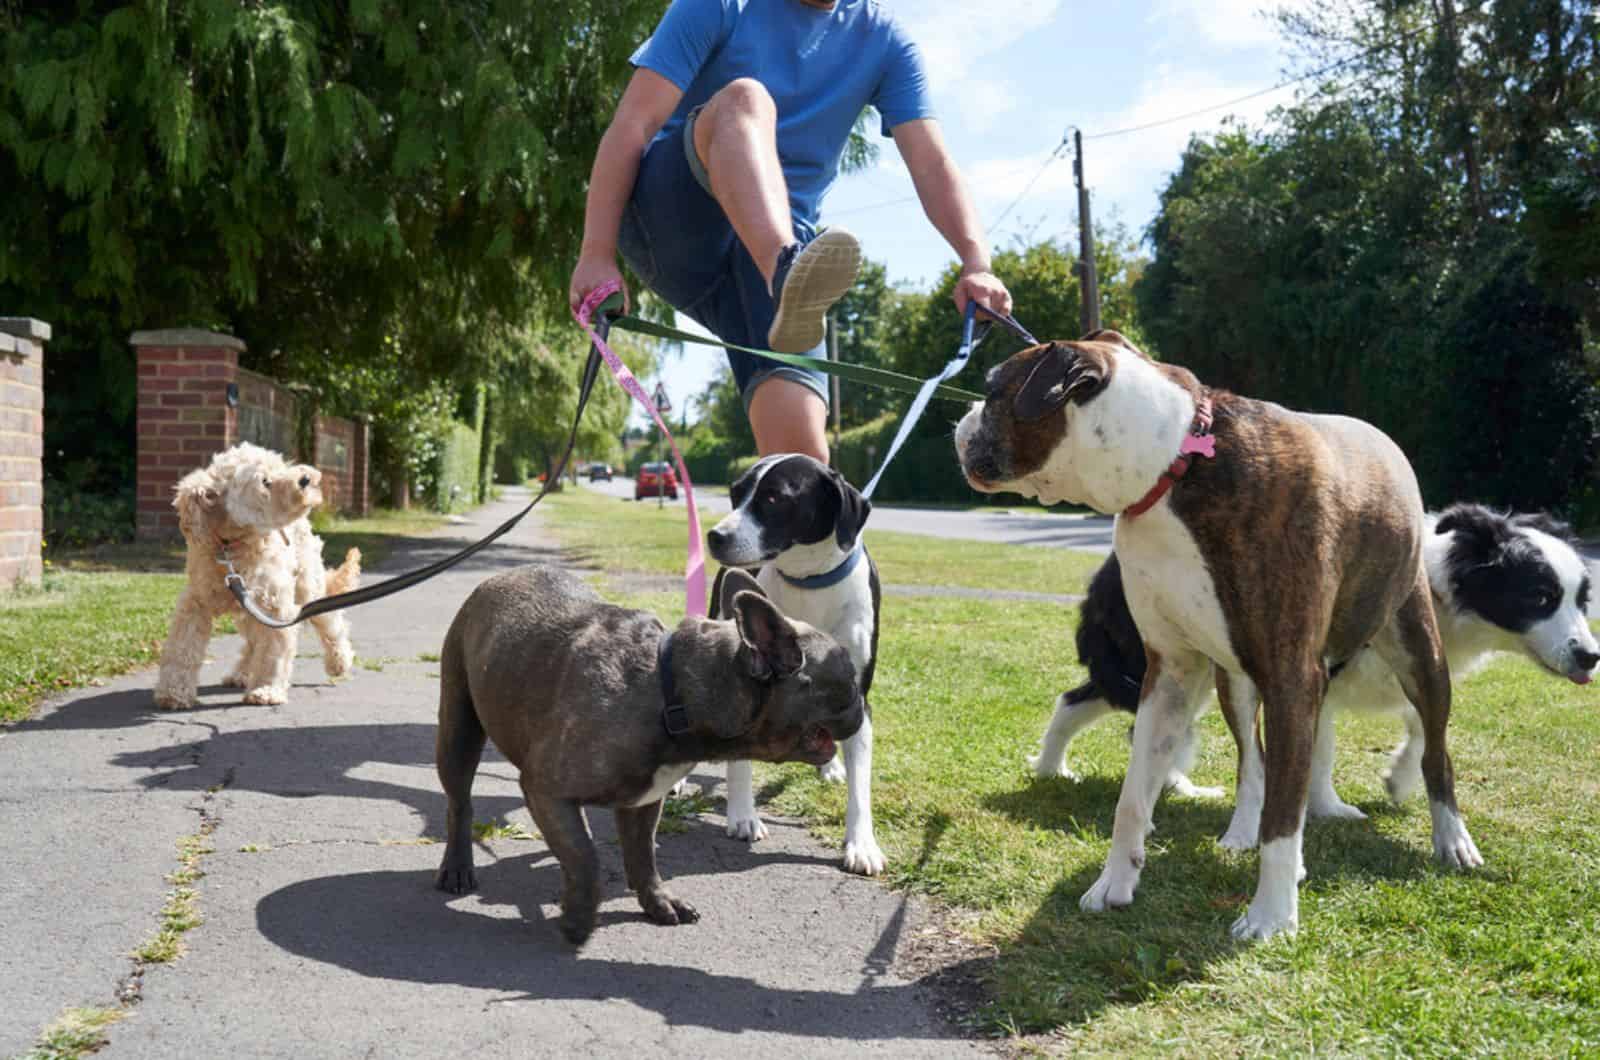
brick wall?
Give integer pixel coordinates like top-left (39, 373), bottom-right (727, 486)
top-left (133, 330), bottom-right (368, 539)
top-left (133, 330), bottom-right (243, 540)
top-left (0, 318), bottom-right (48, 588)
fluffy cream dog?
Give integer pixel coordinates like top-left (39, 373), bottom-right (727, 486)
top-left (152, 443), bottom-right (361, 710)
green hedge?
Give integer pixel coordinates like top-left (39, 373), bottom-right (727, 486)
top-left (832, 414), bottom-right (977, 503)
top-left (431, 421), bottom-right (480, 513)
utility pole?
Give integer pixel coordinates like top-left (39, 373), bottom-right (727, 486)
top-left (1073, 129), bottom-right (1101, 335)
top-left (826, 311), bottom-right (841, 465)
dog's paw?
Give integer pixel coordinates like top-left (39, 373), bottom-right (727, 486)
top-left (1079, 863), bottom-right (1140, 913)
top-left (725, 811), bottom-right (768, 843)
top-left (1230, 904), bottom-right (1298, 942)
top-left (842, 834), bottom-right (887, 876)
top-left (435, 862), bottom-right (478, 895)
top-left (151, 689), bottom-right (197, 711)
top-left (324, 643), bottom-right (354, 679)
top-left (1166, 774), bottom-right (1225, 800)
top-left (1431, 812), bottom-right (1484, 869)
top-left (1027, 752), bottom-right (1079, 780)
top-left (1217, 817), bottom-right (1260, 852)
top-left (1307, 795), bottom-right (1367, 821)
top-left (1383, 763), bottom-right (1423, 804)
top-left (640, 890), bottom-right (700, 927)
top-left (817, 756), bottom-right (847, 784)
top-left (242, 685), bottom-right (288, 706)
top-left (558, 908), bottom-right (597, 947)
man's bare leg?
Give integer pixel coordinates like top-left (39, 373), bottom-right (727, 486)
top-left (693, 78), bottom-right (794, 288)
top-left (749, 379), bottom-right (829, 464)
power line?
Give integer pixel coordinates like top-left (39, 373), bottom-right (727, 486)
top-left (987, 135), bottom-right (1070, 232)
top-left (1085, 0), bottom-right (1488, 141)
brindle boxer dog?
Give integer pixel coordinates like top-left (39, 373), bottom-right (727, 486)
top-left (954, 330), bottom-right (1481, 941)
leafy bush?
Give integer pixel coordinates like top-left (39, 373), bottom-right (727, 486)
top-left (429, 421), bottom-right (480, 513)
top-left (832, 414), bottom-right (976, 503)
top-left (43, 476), bottom-right (134, 547)
top-left (682, 430), bottom-right (748, 486)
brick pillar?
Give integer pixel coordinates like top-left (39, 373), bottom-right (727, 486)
top-left (132, 329), bottom-right (244, 541)
top-left (351, 416), bottom-right (372, 517)
top-left (0, 318), bottom-right (48, 589)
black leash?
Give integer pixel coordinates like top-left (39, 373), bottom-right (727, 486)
top-left (223, 317), bottom-right (613, 629)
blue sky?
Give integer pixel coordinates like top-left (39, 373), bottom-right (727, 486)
top-left (640, 0), bottom-right (1309, 420)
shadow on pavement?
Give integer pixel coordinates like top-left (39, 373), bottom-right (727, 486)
top-left (254, 852), bottom-right (984, 1043)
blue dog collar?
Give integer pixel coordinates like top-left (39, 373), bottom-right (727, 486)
top-left (777, 545), bottom-right (864, 591)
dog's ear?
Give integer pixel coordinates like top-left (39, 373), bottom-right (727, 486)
top-left (1510, 510), bottom-right (1578, 543)
top-left (1080, 328), bottom-right (1138, 352)
top-left (711, 567), bottom-right (764, 619)
top-left (1014, 342), bottom-right (1108, 421)
top-left (829, 468), bottom-right (871, 551)
top-left (172, 470), bottom-right (222, 538)
top-left (732, 589), bottom-right (804, 682)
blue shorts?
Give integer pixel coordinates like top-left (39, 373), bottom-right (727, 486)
top-left (616, 114), bottom-right (829, 410)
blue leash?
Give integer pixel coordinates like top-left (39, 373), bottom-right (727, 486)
top-left (862, 302), bottom-right (1036, 499)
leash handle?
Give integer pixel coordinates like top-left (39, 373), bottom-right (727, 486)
top-left (575, 280), bottom-right (708, 619)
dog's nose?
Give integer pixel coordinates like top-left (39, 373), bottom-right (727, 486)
top-left (707, 526), bottom-right (729, 547)
top-left (298, 474), bottom-right (311, 489)
top-left (1574, 645), bottom-right (1600, 671)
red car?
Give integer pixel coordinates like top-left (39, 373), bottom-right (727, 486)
top-left (634, 461), bottom-right (678, 500)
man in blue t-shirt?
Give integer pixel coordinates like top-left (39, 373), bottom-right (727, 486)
top-left (569, 0), bottom-right (1013, 464)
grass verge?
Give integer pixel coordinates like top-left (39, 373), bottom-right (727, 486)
top-left (544, 493), bottom-right (1600, 1054)
top-left (3, 506), bottom-right (454, 726)
top-left (1, 571), bottom-right (183, 725)
top-left (544, 486), bottom-right (1103, 595)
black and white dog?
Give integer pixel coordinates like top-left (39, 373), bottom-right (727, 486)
top-left (1034, 504), bottom-right (1599, 850)
top-left (706, 454), bottom-right (885, 875)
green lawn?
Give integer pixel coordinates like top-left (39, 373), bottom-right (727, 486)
top-left (2, 507), bottom-right (451, 726)
top-left (543, 491), bottom-right (1600, 1055)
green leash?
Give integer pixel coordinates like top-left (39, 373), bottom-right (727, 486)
top-left (597, 294), bottom-right (984, 403)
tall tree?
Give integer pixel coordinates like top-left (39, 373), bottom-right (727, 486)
top-left (0, 0), bottom-right (667, 495)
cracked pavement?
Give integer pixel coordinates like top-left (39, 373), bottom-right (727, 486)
top-left (0, 489), bottom-right (987, 1058)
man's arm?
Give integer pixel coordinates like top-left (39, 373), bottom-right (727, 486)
top-left (569, 68), bottom-right (684, 311)
top-left (891, 118), bottom-right (1013, 316)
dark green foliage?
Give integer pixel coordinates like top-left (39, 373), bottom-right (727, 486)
top-left (1, 0), bottom-right (667, 496)
top-left (430, 421), bottom-right (479, 514)
top-left (1139, 1), bottom-right (1600, 519)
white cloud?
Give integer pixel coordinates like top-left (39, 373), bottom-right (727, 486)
top-left (969, 65), bottom-right (1292, 239)
top-left (878, 0), bottom-right (1067, 93)
top-left (1148, 0), bottom-right (1287, 51)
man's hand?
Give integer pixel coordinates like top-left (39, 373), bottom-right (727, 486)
top-left (953, 268), bottom-right (1013, 319)
top-left (569, 253), bottom-right (629, 314)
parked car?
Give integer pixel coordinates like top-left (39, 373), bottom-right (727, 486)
top-left (634, 461), bottom-right (678, 500)
top-left (586, 462), bottom-right (612, 482)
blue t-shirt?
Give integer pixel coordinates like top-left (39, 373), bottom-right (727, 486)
top-left (631, 0), bottom-right (933, 224)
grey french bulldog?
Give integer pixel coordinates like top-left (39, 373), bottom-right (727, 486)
top-left (434, 564), bottom-right (864, 946)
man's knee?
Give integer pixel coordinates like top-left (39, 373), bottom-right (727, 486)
top-left (747, 377), bottom-right (828, 464)
top-left (706, 78), bottom-right (777, 127)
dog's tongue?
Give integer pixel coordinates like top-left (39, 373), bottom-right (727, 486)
top-left (1570, 671), bottom-right (1593, 686)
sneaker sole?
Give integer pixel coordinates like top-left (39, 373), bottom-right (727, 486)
top-left (767, 228), bottom-right (862, 354)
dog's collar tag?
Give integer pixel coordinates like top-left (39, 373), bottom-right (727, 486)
top-left (657, 631), bottom-right (692, 738)
top-left (1124, 395), bottom-right (1216, 519)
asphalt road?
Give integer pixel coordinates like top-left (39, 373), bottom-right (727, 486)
top-left (583, 474), bottom-right (1116, 554)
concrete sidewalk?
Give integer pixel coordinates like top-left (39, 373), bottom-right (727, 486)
top-left (0, 490), bottom-right (986, 1059)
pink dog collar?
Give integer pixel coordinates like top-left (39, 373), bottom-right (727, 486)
top-left (1123, 395), bottom-right (1216, 519)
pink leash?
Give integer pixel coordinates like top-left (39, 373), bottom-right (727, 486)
top-left (574, 280), bottom-right (708, 619)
